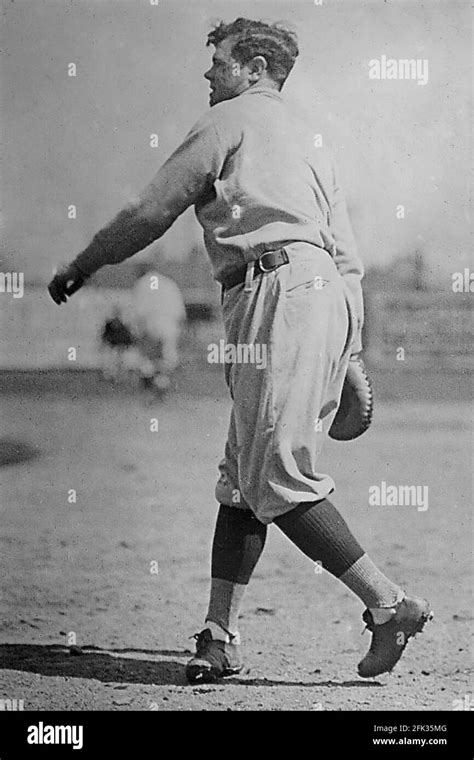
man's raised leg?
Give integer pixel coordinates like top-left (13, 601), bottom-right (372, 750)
top-left (274, 499), bottom-right (432, 677)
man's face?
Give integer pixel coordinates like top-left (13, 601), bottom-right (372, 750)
top-left (204, 38), bottom-right (250, 106)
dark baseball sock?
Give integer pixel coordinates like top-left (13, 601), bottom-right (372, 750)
top-left (205, 505), bottom-right (267, 637)
top-left (274, 499), bottom-right (364, 576)
top-left (274, 499), bottom-right (402, 610)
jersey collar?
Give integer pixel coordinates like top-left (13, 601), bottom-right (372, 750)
top-left (239, 86), bottom-right (283, 101)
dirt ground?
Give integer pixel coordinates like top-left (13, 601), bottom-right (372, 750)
top-left (0, 365), bottom-right (471, 711)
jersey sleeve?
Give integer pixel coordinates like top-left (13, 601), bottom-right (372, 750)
top-left (74, 114), bottom-right (226, 276)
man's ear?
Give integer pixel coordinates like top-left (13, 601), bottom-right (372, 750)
top-left (247, 55), bottom-right (268, 81)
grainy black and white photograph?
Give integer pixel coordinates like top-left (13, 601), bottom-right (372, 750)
top-left (0, 0), bottom-right (472, 745)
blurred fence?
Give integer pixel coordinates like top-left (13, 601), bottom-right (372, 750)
top-left (364, 290), bottom-right (473, 370)
top-left (0, 285), bottom-right (472, 371)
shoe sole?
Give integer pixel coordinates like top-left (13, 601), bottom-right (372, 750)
top-left (358, 605), bottom-right (434, 678)
top-left (185, 663), bottom-right (243, 685)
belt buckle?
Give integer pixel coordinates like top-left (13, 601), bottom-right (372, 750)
top-left (258, 250), bottom-right (279, 273)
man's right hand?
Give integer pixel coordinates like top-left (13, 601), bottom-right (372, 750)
top-left (48, 262), bottom-right (87, 305)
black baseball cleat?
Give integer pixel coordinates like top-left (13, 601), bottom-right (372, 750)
top-left (185, 628), bottom-right (243, 684)
top-left (358, 595), bottom-right (433, 678)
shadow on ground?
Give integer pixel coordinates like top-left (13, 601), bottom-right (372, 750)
top-left (0, 644), bottom-right (187, 686)
top-left (0, 645), bottom-right (383, 689)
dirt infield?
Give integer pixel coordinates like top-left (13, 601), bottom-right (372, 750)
top-left (0, 369), bottom-right (471, 711)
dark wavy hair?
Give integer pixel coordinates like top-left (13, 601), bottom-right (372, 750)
top-left (206, 18), bottom-right (299, 90)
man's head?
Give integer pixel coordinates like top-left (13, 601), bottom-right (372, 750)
top-left (204, 18), bottom-right (299, 106)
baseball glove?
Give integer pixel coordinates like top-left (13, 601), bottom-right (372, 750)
top-left (329, 355), bottom-right (374, 441)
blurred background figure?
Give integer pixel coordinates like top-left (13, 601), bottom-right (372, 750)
top-left (100, 305), bottom-right (136, 382)
top-left (131, 263), bottom-right (186, 396)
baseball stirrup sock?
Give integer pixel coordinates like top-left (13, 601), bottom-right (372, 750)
top-left (339, 555), bottom-right (403, 614)
top-left (206, 505), bottom-right (267, 637)
top-left (274, 499), bottom-right (402, 610)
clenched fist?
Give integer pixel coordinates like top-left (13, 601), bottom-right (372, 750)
top-left (47, 262), bottom-right (88, 305)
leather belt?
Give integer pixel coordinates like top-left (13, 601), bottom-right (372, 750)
top-left (221, 248), bottom-right (290, 292)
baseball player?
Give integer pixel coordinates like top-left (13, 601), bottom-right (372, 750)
top-left (131, 265), bottom-right (186, 393)
top-left (48, 18), bottom-right (432, 683)
top-left (100, 305), bottom-right (135, 382)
